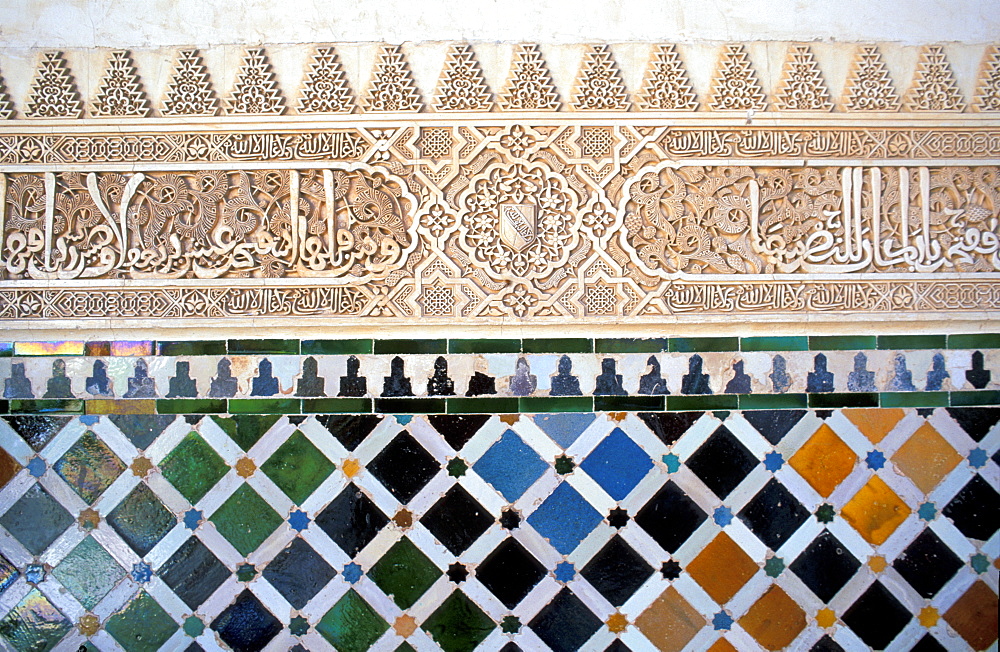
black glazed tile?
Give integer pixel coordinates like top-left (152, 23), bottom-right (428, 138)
top-left (108, 414), bottom-right (177, 450)
top-left (789, 531), bottom-right (860, 603)
top-left (2, 415), bottom-right (72, 451)
top-left (211, 590), bottom-right (282, 652)
top-left (0, 484), bottom-right (74, 556)
top-left (427, 414), bottom-right (491, 450)
top-left (374, 339), bottom-right (447, 355)
top-left (105, 483), bottom-right (175, 557)
top-left (315, 415), bottom-right (383, 451)
top-left (635, 481), bottom-right (707, 554)
top-left (911, 634), bottom-right (948, 652)
top-left (604, 641), bottom-right (633, 652)
top-left (943, 475), bottom-right (1000, 541)
top-left (367, 431), bottom-right (440, 504)
top-left (315, 484), bottom-right (388, 557)
top-left (476, 538), bottom-right (546, 608)
top-left (580, 535), bottom-right (654, 607)
top-left (738, 479), bottom-right (810, 551)
top-left (892, 529), bottom-right (963, 598)
top-left (637, 412), bottom-right (703, 446)
top-left (742, 410), bottom-right (807, 445)
top-left (810, 635), bottom-right (845, 652)
top-left (375, 398), bottom-right (447, 413)
top-left (945, 407), bottom-right (1000, 441)
top-left (262, 537), bottom-right (336, 609)
top-left (842, 581), bottom-right (911, 650)
top-left (420, 485), bottom-right (493, 555)
top-left (686, 425), bottom-right (758, 499)
top-left (522, 338), bottom-right (593, 353)
top-left (529, 588), bottom-right (602, 652)
top-left (158, 537), bottom-right (230, 609)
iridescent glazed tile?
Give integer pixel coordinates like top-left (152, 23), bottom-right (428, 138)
top-left (53, 430), bottom-right (125, 503)
top-left (12, 342), bottom-right (85, 356)
top-left (0, 588), bottom-right (72, 651)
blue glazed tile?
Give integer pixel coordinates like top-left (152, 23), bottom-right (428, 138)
top-left (580, 428), bottom-right (654, 501)
top-left (527, 482), bottom-right (603, 555)
top-left (473, 430), bottom-right (548, 502)
top-left (532, 413), bottom-right (596, 448)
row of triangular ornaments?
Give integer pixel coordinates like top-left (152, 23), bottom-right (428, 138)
top-left (5, 42), bottom-right (999, 119)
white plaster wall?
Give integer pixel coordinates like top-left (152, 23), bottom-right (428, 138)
top-left (1, 0), bottom-right (997, 49)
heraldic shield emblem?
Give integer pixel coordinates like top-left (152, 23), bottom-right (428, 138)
top-left (499, 203), bottom-right (537, 252)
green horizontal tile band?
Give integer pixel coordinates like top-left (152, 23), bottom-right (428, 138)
top-left (879, 392), bottom-right (949, 408)
top-left (448, 339), bottom-right (522, 354)
top-left (8, 399), bottom-right (85, 414)
top-left (518, 397), bottom-right (594, 413)
top-left (594, 396), bottom-right (665, 411)
top-left (156, 399), bottom-right (228, 414)
top-left (808, 393), bottom-right (879, 408)
top-left (374, 340), bottom-right (447, 355)
top-left (302, 398), bottom-right (373, 413)
top-left (739, 393), bottom-right (809, 409)
top-left (809, 335), bottom-right (877, 351)
top-left (157, 341), bottom-right (227, 356)
top-left (446, 398), bottom-right (520, 413)
top-left (301, 340), bottom-right (373, 355)
top-left (228, 339), bottom-right (300, 354)
top-left (375, 398), bottom-right (448, 413)
top-left (740, 336), bottom-right (808, 352)
top-left (669, 337), bottom-right (739, 353)
top-left (666, 395), bottom-right (739, 411)
top-left (877, 335), bottom-right (947, 350)
top-left (594, 338), bottom-right (668, 354)
top-left (0, 344), bottom-right (11, 357)
top-left (948, 334), bottom-right (1000, 349)
top-left (522, 339), bottom-right (593, 354)
top-left (228, 399), bottom-right (302, 414)
top-left (949, 391), bottom-right (1000, 407)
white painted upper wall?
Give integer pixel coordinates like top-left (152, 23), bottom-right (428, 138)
top-left (1, 0), bottom-right (997, 49)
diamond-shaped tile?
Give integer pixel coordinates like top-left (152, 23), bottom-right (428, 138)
top-left (428, 414), bottom-right (491, 450)
top-left (0, 483), bottom-right (74, 556)
top-left (0, 552), bottom-right (18, 596)
top-left (315, 414), bottom-right (383, 451)
top-left (0, 588), bottom-right (72, 651)
top-left (316, 589), bottom-right (389, 652)
top-left (369, 537), bottom-right (441, 609)
top-left (53, 430), bottom-right (125, 504)
top-left (529, 588), bottom-right (601, 652)
top-left (635, 586), bottom-right (705, 652)
top-left (842, 581), bottom-right (911, 649)
top-left (315, 483), bottom-right (388, 557)
top-left (158, 536), bottom-right (230, 609)
top-left (635, 480), bottom-right (707, 554)
top-left (841, 476), bottom-right (911, 546)
top-left (843, 408), bottom-right (906, 443)
top-left (421, 590), bottom-right (494, 652)
top-left (106, 482), bottom-right (176, 557)
top-left (159, 431), bottom-right (229, 505)
top-left (944, 581), bottom-right (998, 651)
top-left (527, 482), bottom-right (603, 555)
top-left (211, 590), bottom-right (282, 652)
top-left (891, 423), bottom-right (962, 494)
top-left (892, 529), bottom-right (963, 598)
top-left (105, 590), bottom-right (179, 652)
top-left (738, 479), bottom-right (810, 551)
top-left (476, 538), bottom-right (546, 609)
top-left (789, 423), bottom-right (857, 498)
top-left (789, 531), bottom-right (860, 603)
top-left (687, 533), bottom-right (758, 604)
top-left (421, 485), bottom-right (493, 555)
top-left (219, 415), bottom-right (282, 451)
top-left (943, 475), bottom-right (999, 541)
top-left (687, 425), bottom-right (757, 499)
top-left (581, 428), bottom-right (654, 501)
top-left (0, 446), bottom-right (20, 490)
top-left (2, 416), bottom-right (71, 451)
top-left (210, 484), bottom-right (283, 557)
top-left (260, 430), bottom-right (335, 505)
top-left (637, 412), bottom-right (702, 446)
top-left (811, 635), bottom-right (846, 652)
top-left (367, 431), bottom-right (439, 504)
top-left (910, 634), bottom-right (947, 652)
top-left (535, 413), bottom-right (598, 448)
top-left (473, 430), bottom-right (547, 502)
top-left (53, 536), bottom-right (125, 609)
top-left (262, 537), bottom-right (336, 609)
top-left (742, 410), bottom-right (807, 445)
top-left (739, 585), bottom-right (806, 651)
top-left (108, 414), bottom-right (176, 450)
top-left (581, 534), bottom-right (654, 607)
top-left (945, 407), bottom-right (1000, 442)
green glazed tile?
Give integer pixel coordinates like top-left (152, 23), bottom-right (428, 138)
top-left (0, 589), bottom-right (73, 651)
top-left (669, 337), bottom-right (738, 353)
top-left (518, 397), bottom-right (593, 413)
top-left (228, 399), bottom-right (301, 414)
top-left (261, 430), bottom-right (335, 504)
top-left (522, 338), bottom-right (593, 353)
top-left (422, 590), bottom-right (495, 652)
top-left (948, 333), bottom-right (1000, 349)
top-left (667, 395), bottom-right (739, 411)
top-left (0, 343), bottom-right (11, 357)
top-left (218, 414), bottom-right (282, 451)
top-left (9, 399), bottom-right (84, 414)
top-left (160, 431), bottom-right (230, 505)
top-left (52, 536), bottom-right (125, 610)
top-left (446, 398), bottom-right (520, 413)
top-left (317, 589), bottom-right (389, 652)
top-left (877, 335), bottom-right (947, 350)
top-left (738, 393), bottom-right (809, 410)
top-left (156, 399), bottom-right (226, 414)
top-left (879, 392), bottom-right (949, 408)
top-left (595, 338), bottom-right (668, 353)
top-left (302, 340), bottom-right (373, 355)
top-left (228, 339), bottom-right (300, 354)
top-left (375, 340), bottom-right (447, 355)
top-left (594, 396), bottom-right (665, 411)
top-left (368, 537), bottom-right (441, 609)
top-left (210, 484), bottom-right (283, 556)
top-left (949, 391), bottom-right (1000, 406)
top-left (740, 336), bottom-right (809, 352)
top-left (808, 335), bottom-right (876, 350)
top-left (53, 431), bottom-right (125, 504)
top-left (448, 339), bottom-right (521, 354)
top-left (105, 590), bottom-right (178, 652)
top-left (156, 341), bottom-right (227, 356)
top-left (86, 399), bottom-right (157, 415)
top-left (375, 398), bottom-right (447, 413)
top-left (808, 393), bottom-right (879, 408)
top-left (303, 398), bottom-right (373, 413)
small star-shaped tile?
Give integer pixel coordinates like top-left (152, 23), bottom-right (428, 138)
top-left (712, 610), bottom-right (733, 630)
top-left (235, 457), bottom-right (257, 478)
top-left (25, 564), bottom-right (44, 584)
top-left (183, 616), bottom-right (205, 637)
top-left (968, 448), bottom-right (988, 468)
top-left (289, 615), bottom-right (310, 636)
top-left (131, 562), bottom-right (152, 583)
top-left (499, 414), bottom-right (520, 425)
top-left (816, 608), bottom-right (837, 629)
top-left (183, 508), bottom-right (203, 530)
top-left (660, 560), bottom-right (681, 580)
top-left (608, 507), bottom-right (629, 528)
top-left (500, 508), bottom-right (521, 530)
top-left (970, 553), bottom-right (989, 574)
top-left (918, 502), bottom-right (937, 521)
top-left (78, 507), bottom-right (100, 530)
top-left (501, 615), bottom-right (521, 634)
top-left (236, 563), bottom-right (257, 582)
top-left (662, 453), bottom-right (680, 473)
top-left (554, 561), bottom-right (575, 583)
top-left (78, 614), bottom-right (100, 637)
top-left (130, 456), bottom-right (154, 477)
top-left (918, 606), bottom-right (939, 628)
top-left (288, 510), bottom-right (310, 531)
top-left (868, 555), bottom-right (887, 573)
top-left (815, 503), bottom-right (835, 523)
top-left (342, 562), bottom-right (363, 584)
top-left (27, 457), bottom-right (46, 478)
top-left (447, 458), bottom-right (468, 478)
top-left (447, 562), bottom-right (468, 583)
top-left (393, 508), bottom-right (413, 529)
top-left (341, 458), bottom-right (361, 478)
top-left (763, 451), bottom-right (783, 472)
top-left (555, 454), bottom-right (575, 475)
top-left (713, 506), bottom-right (733, 527)
top-left (764, 556), bottom-right (785, 578)
top-left (606, 612), bottom-right (628, 634)
top-left (865, 450), bottom-right (886, 470)
top-left (394, 614), bottom-right (417, 638)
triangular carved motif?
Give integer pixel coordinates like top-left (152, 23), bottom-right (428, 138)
top-left (91, 50), bottom-right (150, 117)
top-left (843, 45), bottom-right (900, 112)
top-left (298, 46), bottom-right (355, 113)
top-left (973, 44), bottom-right (1000, 112)
top-left (571, 44), bottom-right (631, 111)
top-left (25, 51), bottom-right (83, 118)
top-left (774, 44), bottom-right (832, 111)
top-left (905, 45), bottom-right (965, 112)
top-left (636, 44), bottom-right (698, 111)
top-left (499, 43), bottom-right (560, 111)
top-left (227, 47), bottom-right (285, 115)
top-left (0, 70), bottom-right (14, 119)
top-left (433, 44), bottom-right (493, 111)
top-left (363, 45), bottom-right (423, 112)
top-left (162, 48), bottom-right (219, 116)
top-left (708, 44), bottom-right (767, 111)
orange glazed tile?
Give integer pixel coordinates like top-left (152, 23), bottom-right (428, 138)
top-left (635, 586), bottom-right (706, 652)
top-left (891, 423), bottom-right (962, 494)
top-left (706, 637), bottom-right (738, 652)
top-left (918, 606), bottom-right (939, 628)
top-left (393, 614), bottom-right (417, 638)
top-left (944, 581), bottom-right (998, 651)
top-left (739, 585), bottom-right (807, 651)
top-left (843, 408), bottom-right (905, 443)
top-left (841, 476), bottom-right (911, 546)
top-left (342, 458), bottom-right (362, 478)
top-left (687, 532), bottom-right (758, 604)
top-left (868, 555), bottom-right (888, 573)
top-left (606, 612), bottom-right (628, 633)
top-left (816, 608), bottom-right (837, 628)
top-left (790, 423), bottom-right (857, 497)
top-left (0, 447), bottom-right (20, 489)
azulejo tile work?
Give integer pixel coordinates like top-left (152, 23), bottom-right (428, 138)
top-left (0, 339), bottom-right (996, 651)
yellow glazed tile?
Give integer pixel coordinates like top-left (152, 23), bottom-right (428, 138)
top-left (739, 585), bottom-right (806, 651)
top-left (790, 423), bottom-right (857, 498)
top-left (842, 476), bottom-right (911, 546)
top-left (843, 408), bottom-right (906, 443)
top-left (686, 532), bottom-right (758, 604)
top-left (891, 422), bottom-right (962, 494)
top-left (635, 586), bottom-right (705, 652)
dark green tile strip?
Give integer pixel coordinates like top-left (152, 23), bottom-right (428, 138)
top-left (522, 339), bottom-right (593, 354)
top-left (156, 399), bottom-right (227, 414)
top-left (228, 339), bottom-right (300, 354)
top-left (948, 334), bottom-right (1000, 349)
top-left (740, 336), bottom-right (808, 352)
top-left (877, 335), bottom-right (947, 350)
top-left (375, 398), bottom-right (448, 413)
top-left (228, 399), bottom-right (301, 414)
top-left (594, 396), bottom-right (665, 411)
top-left (808, 335), bottom-right (877, 350)
top-left (518, 397), bottom-right (594, 412)
top-left (303, 398), bottom-right (373, 413)
top-left (667, 395), bottom-right (739, 411)
top-left (808, 393), bottom-right (879, 408)
top-left (949, 391), bottom-right (1000, 407)
top-left (669, 337), bottom-right (738, 353)
top-left (448, 339), bottom-right (522, 354)
top-left (594, 338), bottom-right (668, 353)
top-left (447, 398), bottom-right (520, 413)
top-left (739, 393), bottom-right (809, 409)
top-left (157, 341), bottom-right (227, 356)
top-left (8, 400), bottom-right (84, 414)
top-left (375, 340), bottom-right (447, 355)
top-left (880, 392), bottom-right (949, 408)
top-left (301, 340), bottom-right (373, 355)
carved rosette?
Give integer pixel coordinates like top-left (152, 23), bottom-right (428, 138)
top-left (456, 161), bottom-right (582, 281)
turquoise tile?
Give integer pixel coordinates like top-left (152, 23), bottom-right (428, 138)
top-left (303, 398), bottom-right (373, 413)
top-left (518, 397), bottom-right (594, 412)
top-left (949, 391), bottom-right (1000, 406)
top-left (448, 339), bottom-right (521, 354)
top-left (877, 335), bottom-right (947, 350)
top-left (666, 395), bottom-right (738, 411)
top-left (594, 396), bottom-right (665, 411)
top-left (880, 392), bottom-right (949, 408)
top-left (446, 398), bottom-right (520, 413)
top-left (302, 340), bottom-right (373, 355)
top-left (948, 334), bottom-right (1000, 349)
top-left (375, 398), bottom-right (448, 413)
top-left (740, 336), bottom-right (808, 352)
top-left (228, 340), bottom-right (300, 354)
top-left (808, 335), bottom-right (876, 350)
top-left (594, 338), bottom-right (668, 353)
top-left (157, 341), bottom-right (227, 356)
top-left (808, 393), bottom-right (878, 408)
top-left (375, 340), bottom-right (447, 355)
top-left (522, 339), bottom-right (593, 353)
top-left (739, 393), bottom-right (808, 409)
top-left (156, 399), bottom-right (227, 414)
top-left (228, 399), bottom-right (301, 414)
top-left (669, 337), bottom-right (738, 353)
